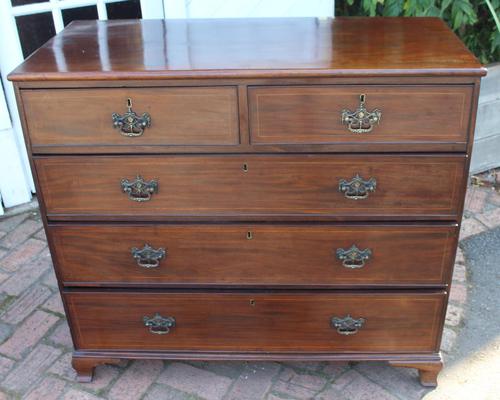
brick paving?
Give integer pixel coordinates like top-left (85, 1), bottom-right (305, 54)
top-left (0, 185), bottom-right (498, 399)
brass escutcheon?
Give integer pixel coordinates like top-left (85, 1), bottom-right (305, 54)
top-left (331, 315), bottom-right (366, 335)
top-left (121, 175), bottom-right (158, 202)
top-left (339, 174), bottom-right (376, 200)
top-left (336, 245), bottom-right (372, 269)
top-left (143, 313), bottom-right (176, 335)
top-left (341, 94), bottom-right (381, 133)
top-left (112, 98), bottom-right (151, 137)
top-left (131, 244), bottom-right (166, 268)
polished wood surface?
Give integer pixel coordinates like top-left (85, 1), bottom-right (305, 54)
top-left (65, 290), bottom-right (445, 352)
top-left (22, 87), bottom-right (239, 148)
top-left (23, 79), bottom-right (476, 154)
top-left (35, 155), bottom-right (466, 220)
top-left (10, 17), bottom-right (484, 386)
top-left (249, 85), bottom-right (472, 146)
top-left (8, 18), bottom-right (485, 82)
top-left (50, 224), bottom-right (457, 287)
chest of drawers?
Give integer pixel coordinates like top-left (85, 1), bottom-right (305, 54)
top-left (9, 17), bottom-right (485, 388)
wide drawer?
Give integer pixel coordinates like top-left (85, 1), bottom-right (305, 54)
top-left (50, 224), bottom-right (457, 287)
top-left (35, 154), bottom-right (466, 220)
top-left (248, 85), bottom-right (473, 150)
top-left (65, 290), bottom-right (445, 352)
top-left (22, 87), bottom-right (239, 149)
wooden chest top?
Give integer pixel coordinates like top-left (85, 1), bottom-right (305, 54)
top-left (9, 17), bottom-right (485, 82)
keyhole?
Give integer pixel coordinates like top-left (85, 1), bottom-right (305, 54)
top-left (250, 299), bottom-right (256, 306)
top-left (246, 231), bottom-right (253, 240)
top-left (127, 98), bottom-right (133, 110)
top-left (242, 163), bottom-right (249, 173)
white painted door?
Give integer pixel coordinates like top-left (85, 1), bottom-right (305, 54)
top-left (0, 0), bottom-right (334, 213)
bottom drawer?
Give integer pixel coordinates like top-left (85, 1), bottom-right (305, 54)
top-left (66, 291), bottom-right (445, 353)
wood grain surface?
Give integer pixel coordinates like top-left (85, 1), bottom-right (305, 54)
top-left (50, 223), bottom-right (457, 287)
top-left (249, 85), bottom-right (472, 146)
top-left (23, 87), bottom-right (239, 147)
top-left (8, 18), bottom-right (485, 81)
top-left (66, 290), bottom-right (446, 352)
top-left (35, 154), bottom-right (466, 220)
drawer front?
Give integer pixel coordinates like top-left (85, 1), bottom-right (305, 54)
top-left (35, 155), bottom-right (466, 220)
top-left (51, 224), bottom-right (457, 287)
top-left (249, 85), bottom-right (472, 148)
top-left (66, 291), bottom-right (445, 352)
top-left (22, 87), bottom-right (239, 148)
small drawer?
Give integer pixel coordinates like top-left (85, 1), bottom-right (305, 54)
top-left (35, 154), bottom-right (466, 220)
top-left (65, 290), bottom-right (446, 352)
top-left (50, 224), bottom-right (457, 287)
top-left (22, 87), bottom-right (239, 150)
top-left (248, 85), bottom-right (473, 150)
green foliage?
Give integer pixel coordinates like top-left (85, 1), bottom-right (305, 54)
top-left (336, 0), bottom-right (500, 63)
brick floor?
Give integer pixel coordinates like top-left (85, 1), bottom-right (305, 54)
top-left (464, 186), bottom-right (488, 214)
top-left (0, 238), bottom-right (46, 272)
top-left (0, 219), bottom-right (41, 249)
top-left (24, 376), bottom-right (67, 400)
top-left (158, 362), bottom-right (233, 400)
top-left (0, 186), bottom-right (497, 399)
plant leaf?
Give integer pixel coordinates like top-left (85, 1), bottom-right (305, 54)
top-left (441, 0), bottom-right (453, 11)
top-left (451, 0), bottom-right (477, 30)
top-left (383, 0), bottom-right (404, 16)
top-left (425, 5), bottom-right (441, 17)
top-left (491, 30), bottom-right (500, 53)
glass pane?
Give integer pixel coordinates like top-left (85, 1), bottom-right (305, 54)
top-left (106, 0), bottom-right (142, 19)
top-left (16, 12), bottom-right (55, 58)
top-left (11, 0), bottom-right (46, 6)
top-left (62, 5), bottom-right (98, 27)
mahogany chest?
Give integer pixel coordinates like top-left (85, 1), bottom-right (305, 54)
top-left (9, 17), bottom-right (486, 387)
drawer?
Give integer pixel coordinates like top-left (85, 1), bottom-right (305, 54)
top-left (35, 155), bottom-right (466, 220)
top-left (50, 224), bottom-right (457, 287)
top-left (248, 85), bottom-right (473, 150)
top-left (66, 290), bottom-right (446, 352)
top-left (22, 87), bottom-right (239, 149)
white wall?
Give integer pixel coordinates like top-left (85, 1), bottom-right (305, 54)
top-left (470, 64), bottom-right (500, 174)
top-left (163, 0), bottom-right (334, 18)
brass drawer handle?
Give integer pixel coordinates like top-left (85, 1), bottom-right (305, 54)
top-left (112, 98), bottom-right (151, 137)
top-left (143, 313), bottom-right (176, 335)
top-left (131, 244), bottom-right (166, 268)
top-left (339, 174), bottom-right (376, 200)
top-left (336, 245), bottom-right (372, 269)
top-left (331, 315), bottom-right (366, 335)
top-left (341, 94), bottom-right (381, 133)
top-left (121, 175), bottom-right (158, 202)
